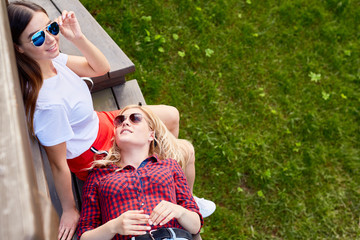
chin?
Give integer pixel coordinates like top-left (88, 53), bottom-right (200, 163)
top-left (51, 50), bottom-right (60, 58)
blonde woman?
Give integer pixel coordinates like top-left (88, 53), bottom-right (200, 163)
top-left (78, 105), bottom-right (203, 239)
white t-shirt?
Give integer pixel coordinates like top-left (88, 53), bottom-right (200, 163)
top-left (34, 53), bottom-right (99, 159)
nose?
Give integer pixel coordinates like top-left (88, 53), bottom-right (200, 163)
top-left (121, 117), bottom-right (131, 126)
top-left (45, 31), bottom-right (56, 43)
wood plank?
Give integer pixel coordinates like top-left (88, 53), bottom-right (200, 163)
top-left (39, 146), bottom-right (63, 216)
top-left (92, 88), bottom-right (118, 111)
top-left (112, 79), bottom-right (147, 108)
top-left (91, 75), bottom-right (126, 93)
top-left (29, 137), bottom-right (49, 198)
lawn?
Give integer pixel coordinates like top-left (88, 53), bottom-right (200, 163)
top-left (80, 0), bottom-right (360, 238)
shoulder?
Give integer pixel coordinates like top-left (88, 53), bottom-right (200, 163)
top-left (86, 165), bottom-right (118, 183)
top-left (158, 158), bottom-right (182, 171)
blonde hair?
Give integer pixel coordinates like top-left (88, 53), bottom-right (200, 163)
top-left (92, 105), bottom-right (193, 171)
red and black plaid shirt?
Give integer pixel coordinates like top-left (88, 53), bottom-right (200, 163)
top-left (77, 155), bottom-right (203, 239)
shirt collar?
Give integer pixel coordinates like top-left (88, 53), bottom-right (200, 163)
top-left (112, 154), bottom-right (160, 170)
top-left (148, 154), bottom-right (160, 162)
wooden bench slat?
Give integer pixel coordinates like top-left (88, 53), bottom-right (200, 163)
top-left (39, 145), bottom-right (63, 216)
top-left (29, 137), bottom-right (49, 197)
top-left (91, 75), bottom-right (126, 93)
top-left (92, 88), bottom-right (119, 111)
top-left (113, 79), bottom-right (147, 108)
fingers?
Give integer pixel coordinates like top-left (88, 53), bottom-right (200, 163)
top-left (121, 223), bottom-right (150, 236)
top-left (55, 15), bottom-right (62, 26)
top-left (58, 224), bottom-right (77, 240)
top-left (62, 10), bottom-right (75, 20)
top-left (149, 201), bottom-right (177, 226)
top-left (125, 210), bottom-right (150, 226)
top-left (67, 227), bottom-right (76, 240)
top-left (117, 210), bottom-right (151, 236)
top-left (58, 10), bottom-right (76, 26)
top-left (58, 225), bottom-right (65, 240)
top-left (58, 225), bottom-right (70, 240)
top-left (57, 209), bottom-right (79, 240)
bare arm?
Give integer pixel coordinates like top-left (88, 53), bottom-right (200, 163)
top-left (44, 142), bottom-right (79, 240)
top-left (57, 11), bottom-right (110, 77)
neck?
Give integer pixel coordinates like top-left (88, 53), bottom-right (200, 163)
top-left (38, 59), bottom-right (57, 79)
top-left (119, 145), bottom-right (150, 169)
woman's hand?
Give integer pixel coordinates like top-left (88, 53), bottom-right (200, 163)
top-left (58, 207), bottom-right (80, 240)
top-left (110, 210), bottom-right (151, 236)
top-left (149, 200), bottom-right (185, 226)
top-left (57, 10), bottom-right (84, 41)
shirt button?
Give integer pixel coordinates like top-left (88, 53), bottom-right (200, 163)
top-left (141, 202), bottom-right (144, 206)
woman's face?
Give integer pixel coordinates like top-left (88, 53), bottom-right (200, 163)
top-left (17, 11), bottom-right (60, 63)
top-left (115, 108), bottom-right (154, 150)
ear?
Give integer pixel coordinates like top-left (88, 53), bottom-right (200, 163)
top-left (14, 43), bottom-right (25, 53)
top-left (148, 130), bottom-right (155, 142)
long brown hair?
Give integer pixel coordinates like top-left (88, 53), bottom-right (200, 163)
top-left (7, 1), bottom-right (47, 136)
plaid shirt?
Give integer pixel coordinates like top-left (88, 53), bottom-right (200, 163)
top-left (77, 155), bottom-right (203, 240)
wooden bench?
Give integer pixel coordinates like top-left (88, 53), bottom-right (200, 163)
top-left (2, 0), bottom-right (201, 239)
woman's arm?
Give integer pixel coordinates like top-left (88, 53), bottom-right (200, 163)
top-left (57, 11), bottom-right (110, 78)
top-left (148, 160), bottom-right (202, 234)
top-left (43, 142), bottom-right (79, 240)
top-left (80, 210), bottom-right (150, 240)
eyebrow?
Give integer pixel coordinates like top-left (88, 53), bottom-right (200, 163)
top-left (27, 20), bottom-right (52, 39)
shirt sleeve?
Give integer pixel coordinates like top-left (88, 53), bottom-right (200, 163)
top-left (171, 159), bottom-right (204, 231)
top-left (34, 104), bottom-right (74, 146)
top-left (77, 170), bottom-right (102, 238)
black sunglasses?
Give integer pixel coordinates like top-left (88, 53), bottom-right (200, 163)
top-left (114, 113), bottom-right (143, 127)
top-left (30, 21), bottom-right (60, 47)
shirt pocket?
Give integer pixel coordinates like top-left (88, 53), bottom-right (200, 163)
top-left (149, 168), bottom-right (174, 188)
top-left (99, 174), bottom-right (129, 198)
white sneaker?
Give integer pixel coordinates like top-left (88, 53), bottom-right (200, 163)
top-left (194, 196), bottom-right (216, 218)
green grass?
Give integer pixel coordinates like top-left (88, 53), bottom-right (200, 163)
top-left (80, 0), bottom-right (360, 238)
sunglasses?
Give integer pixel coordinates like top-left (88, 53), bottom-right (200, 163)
top-left (114, 113), bottom-right (143, 128)
top-left (30, 21), bottom-right (60, 47)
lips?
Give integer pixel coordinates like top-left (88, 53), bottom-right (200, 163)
top-left (47, 43), bottom-right (57, 52)
top-left (120, 129), bottom-right (132, 134)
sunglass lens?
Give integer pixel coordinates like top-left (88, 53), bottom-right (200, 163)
top-left (130, 113), bottom-right (142, 123)
top-left (32, 31), bottom-right (45, 47)
top-left (114, 115), bottom-right (126, 127)
top-left (47, 22), bottom-right (60, 35)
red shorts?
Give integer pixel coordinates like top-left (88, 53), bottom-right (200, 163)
top-left (67, 110), bottom-right (120, 180)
